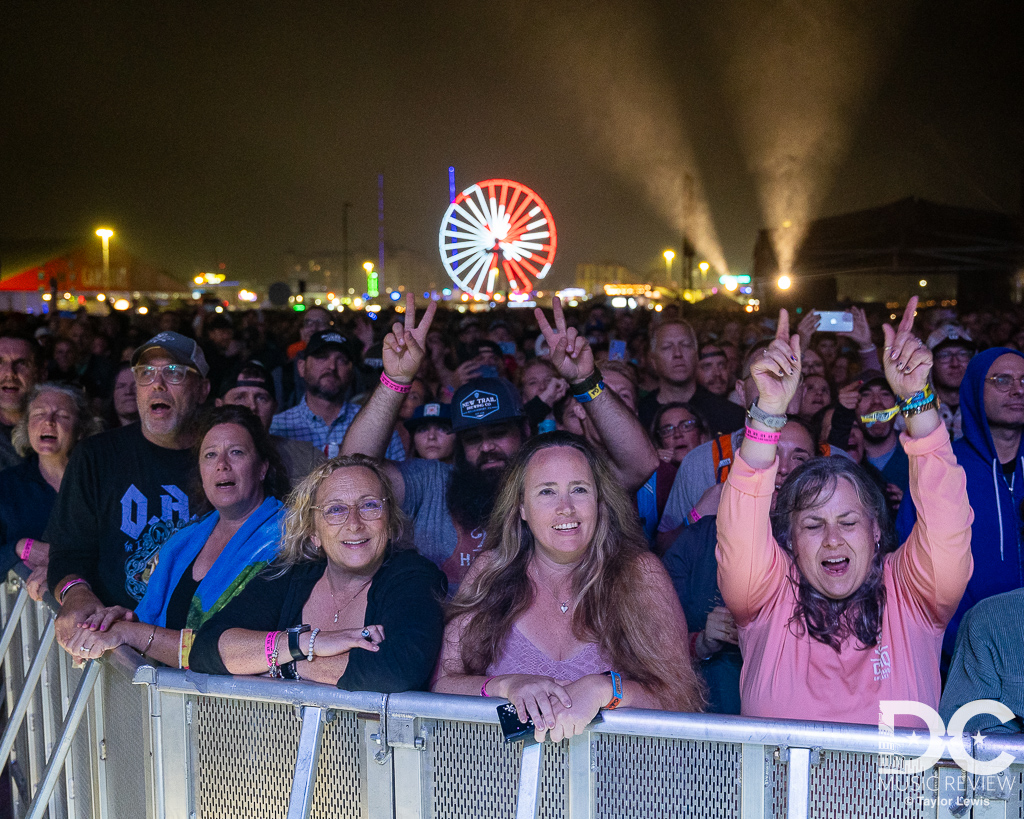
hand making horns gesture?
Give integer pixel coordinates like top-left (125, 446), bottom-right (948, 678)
top-left (881, 296), bottom-right (931, 400)
top-left (534, 296), bottom-right (595, 383)
top-left (748, 308), bottom-right (802, 416)
top-left (382, 293), bottom-right (438, 384)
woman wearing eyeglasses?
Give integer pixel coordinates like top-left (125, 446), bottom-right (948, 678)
top-left (650, 402), bottom-right (708, 468)
top-left (190, 454), bottom-right (447, 691)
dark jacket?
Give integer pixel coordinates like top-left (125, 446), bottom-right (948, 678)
top-left (897, 347), bottom-right (1024, 661)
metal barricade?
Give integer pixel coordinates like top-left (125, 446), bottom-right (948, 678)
top-left (4, 564), bottom-right (1024, 819)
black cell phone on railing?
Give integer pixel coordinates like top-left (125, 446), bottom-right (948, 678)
top-left (497, 702), bottom-right (535, 743)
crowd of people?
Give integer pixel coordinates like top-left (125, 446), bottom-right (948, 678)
top-left (1, 291), bottom-right (1021, 739)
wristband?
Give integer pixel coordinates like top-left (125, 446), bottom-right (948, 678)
top-left (306, 628), bottom-right (320, 662)
top-left (178, 629), bottom-right (194, 670)
top-left (481, 676), bottom-right (496, 697)
top-left (572, 381), bottom-right (605, 404)
top-left (689, 507), bottom-right (702, 524)
top-left (265, 630), bottom-right (280, 666)
top-left (569, 369), bottom-right (602, 396)
top-left (380, 373), bottom-right (412, 394)
top-left (690, 631), bottom-right (713, 661)
top-left (20, 539), bottom-right (33, 561)
top-left (57, 578), bottom-right (90, 605)
top-left (746, 399), bottom-right (787, 430)
top-left (743, 425), bottom-right (781, 445)
top-left (602, 670), bottom-right (622, 710)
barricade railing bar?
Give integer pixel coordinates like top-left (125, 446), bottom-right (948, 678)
top-left (3, 564), bottom-right (1023, 819)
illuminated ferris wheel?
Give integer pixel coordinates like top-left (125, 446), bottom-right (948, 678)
top-left (438, 178), bottom-right (557, 298)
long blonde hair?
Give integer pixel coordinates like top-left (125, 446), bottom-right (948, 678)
top-left (447, 432), bottom-right (703, 712)
top-left (272, 455), bottom-right (407, 572)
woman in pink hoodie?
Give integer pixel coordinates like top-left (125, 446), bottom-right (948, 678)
top-left (717, 298), bottom-right (972, 726)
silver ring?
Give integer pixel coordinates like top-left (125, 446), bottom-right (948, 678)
top-left (361, 629), bottom-right (370, 639)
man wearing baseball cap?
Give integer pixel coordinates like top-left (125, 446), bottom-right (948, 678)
top-left (270, 330), bottom-right (404, 460)
top-left (926, 325), bottom-right (974, 440)
top-left (47, 331), bottom-right (211, 659)
top-left (342, 296), bottom-right (658, 590)
top-left (216, 359), bottom-right (325, 486)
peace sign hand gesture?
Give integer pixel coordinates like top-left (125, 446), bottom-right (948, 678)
top-left (749, 309), bottom-right (801, 415)
top-left (382, 293), bottom-right (437, 384)
top-left (881, 296), bottom-right (931, 400)
top-left (534, 297), bottom-right (594, 383)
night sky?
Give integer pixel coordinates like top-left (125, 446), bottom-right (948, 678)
top-left (2, 1), bottom-right (1021, 291)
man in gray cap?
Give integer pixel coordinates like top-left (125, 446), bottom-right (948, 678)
top-left (47, 331), bottom-right (211, 659)
top-left (343, 296), bottom-right (658, 591)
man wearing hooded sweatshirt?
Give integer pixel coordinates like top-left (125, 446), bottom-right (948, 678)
top-left (897, 347), bottom-right (1024, 665)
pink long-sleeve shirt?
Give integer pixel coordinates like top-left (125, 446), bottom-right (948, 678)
top-left (717, 424), bottom-right (973, 726)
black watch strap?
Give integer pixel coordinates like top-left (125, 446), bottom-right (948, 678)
top-left (287, 625), bottom-right (311, 662)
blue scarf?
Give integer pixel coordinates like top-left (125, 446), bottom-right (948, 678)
top-left (135, 496), bottom-right (285, 630)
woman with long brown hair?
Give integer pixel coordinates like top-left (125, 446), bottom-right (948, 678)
top-left (434, 431), bottom-right (704, 741)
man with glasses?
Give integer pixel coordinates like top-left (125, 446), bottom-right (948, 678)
top-left (926, 325), bottom-right (974, 440)
top-left (46, 332), bottom-right (211, 657)
top-left (0, 334), bottom-right (40, 469)
top-left (897, 346), bottom-right (1024, 669)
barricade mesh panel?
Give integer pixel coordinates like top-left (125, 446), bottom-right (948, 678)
top-left (102, 667), bottom-right (149, 819)
top-left (594, 734), bottom-right (743, 819)
top-left (811, 751), bottom-right (934, 819)
top-left (429, 720), bottom-right (568, 819)
top-left (190, 695), bottom-right (301, 819)
top-left (310, 710), bottom-right (363, 819)
top-left (767, 748), bottom-right (787, 818)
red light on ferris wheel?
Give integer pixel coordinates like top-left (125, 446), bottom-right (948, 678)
top-left (438, 178), bottom-right (557, 298)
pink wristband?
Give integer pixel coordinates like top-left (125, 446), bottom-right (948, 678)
top-left (481, 676), bottom-right (496, 697)
top-left (380, 373), bottom-right (412, 394)
top-left (20, 538), bottom-right (33, 561)
top-left (265, 631), bottom-right (279, 666)
top-left (689, 508), bottom-right (701, 524)
top-left (744, 424), bottom-right (781, 445)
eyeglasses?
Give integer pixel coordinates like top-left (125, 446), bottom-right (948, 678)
top-left (132, 364), bottom-right (197, 385)
top-left (985, 374), bottom-right (1024, 393)
top-left (313, 498), bottom-right (386, 526)
top-left (657, 419), bottom-right (699, 438)
top-left (935, 350), bottom-right (972, 363)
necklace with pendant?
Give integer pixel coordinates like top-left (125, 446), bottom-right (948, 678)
top-left (533, 569), bottom-right (572, 614)
top-left (325, 569), bottom-right (370, 624)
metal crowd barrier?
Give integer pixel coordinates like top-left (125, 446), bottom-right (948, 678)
top-left (3, 563), bottom-right (1023, 819)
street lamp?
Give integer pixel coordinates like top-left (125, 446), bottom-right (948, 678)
top-left (663, 250), bottom-right (675, 286)
top-left (777, 275), bottom-right (792, 290)
top-left (96, 228), bottom-right (114, 281)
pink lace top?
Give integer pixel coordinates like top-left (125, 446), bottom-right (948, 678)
top-left (486, 625), bottom-right (612, 680)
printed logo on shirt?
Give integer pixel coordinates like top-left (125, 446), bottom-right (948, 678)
top-left (441, 525), bottom-right (487, 590)
top-left (872, 643), bottom-right (892, 682)
top-left (459, 390), bottom-right (499, 421)
top-left (119, 483), bottom-right (192, 601)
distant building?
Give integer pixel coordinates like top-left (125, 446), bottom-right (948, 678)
top-left (0, 239), bottom-right (191, 312)
top-left (575, 262), bottom-right (637, 295)
top-left (753, 197), bottom-right (1024, 308)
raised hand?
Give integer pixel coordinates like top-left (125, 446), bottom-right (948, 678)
top-left (749, 310), bottom-right (801, 415)
top-left (796, 311), bottom-right (820, 352)
top-left (839, 305), bottom-right (872, 349)
top-left (382, 293), bottom-right (437, 384)
top-left (534, 297), bottom-right (594, 383)
top-left (881, 297), bottom-right (931, 400)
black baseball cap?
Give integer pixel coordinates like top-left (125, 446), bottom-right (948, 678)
top-left (303, 331), bottom-right (361, 364)
top-left (451, 377), bottom-right (524, 433)
top-left (404, 402), bottom-right (453, 433)
top-left (219, 360), bottom-right (273, 398)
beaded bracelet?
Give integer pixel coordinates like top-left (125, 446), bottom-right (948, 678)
top-left (380, 373), bottom-right (412, 394)
top-left (744, 425), bottom-right (782, 445)
top-left (20, 538), bottom-right (33, 562)
top-left (306, 628), bottom-right (320, 662)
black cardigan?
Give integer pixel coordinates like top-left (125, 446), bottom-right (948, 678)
top-left (190, 548), bottom-right (447, 693)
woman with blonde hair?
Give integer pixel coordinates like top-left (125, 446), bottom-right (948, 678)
top-left (434, 431), bottom-right (703, 741)
top-left (190, 454), bottom-right (446, 691)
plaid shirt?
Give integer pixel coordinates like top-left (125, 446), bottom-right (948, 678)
top-left (270, 397), bottom-right (406, 461)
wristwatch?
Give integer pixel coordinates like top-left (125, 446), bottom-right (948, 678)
top-left (747, 398), bottom-right (787, 430)
top-left (287, 625), bottom-right (312, 663)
